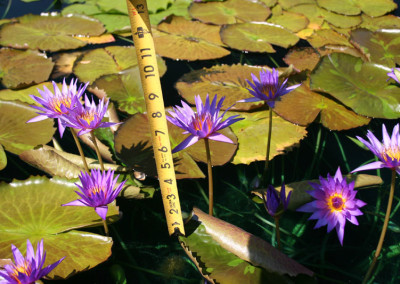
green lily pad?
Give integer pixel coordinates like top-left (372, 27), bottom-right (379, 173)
top-left (350, 29), bottom-right (400, 68)
top-left (0, 176), bottom-right (118, 279)
top-left (92, 14), bottom-right (131, 33)
top-left (180, 208), bottom-right (314, 283)
top-left (149, 0), bottom-right (192, 26)
top-left (267, 11), bottom-right (309, 32)
top-left (317, 0), bottom-right (396, 17)
top-left (0, 14), bottom-right (105, 52)
top-left (220, 22), bottom-right (299, 53)
top-left (62, 2), bottom-right (102, 16)
top-left (0, 49), bottom-right (54, 89)
top-left (306, 29), bottom-right (353, 48)
top-left (148, 0), bottom-right (173, 13)
top-left (175, 64), bottom-right (267, 111)
top-left (288, 4), bottom-right (325, 30)
top-left (229, 111), bottom-right (307, 165)
top-left (310, 53), bottom-right (400, 119)
top-left (316, 0), bottom-right (361, 15)
top-left (283, 47), bottom-right (322, 72)
top-left (93, 0), bottom-right (128, 14)
top-left (278, 0), bottom-right (314, 9)
top-left (0, 144), bottom-right (6, 171)
top-left (0, 82), bottom-right (58, 105)
top-left (360, 14), bottom-right (400, 31)
top-left (0, 100), bottom-right (55, 155)
top-left (153, 16), bottom-right (230, 61)
top-left (188, 0), bottom-right (271, 25)
top-left (273, 80), bottom-right (371, 130)
top-left (73, 46), bottom-right (166, 83)
top-left (321, 8), bottom-right (361, 29)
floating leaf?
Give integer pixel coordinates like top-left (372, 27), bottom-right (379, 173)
top-left (0, 14), bottom-right (105, 52)
top-left (0, 176), bottom-right (117, 279)
top-left (316, 0), bottom-right (361, 16)
top-left (61, 2), bottom-right (102, 16)
top-left (94, 0), bottom-right (128, 14)
top-left (0, 144), bottom-right (6, 171)
top-left (92, 14), bottom-right (131, 33)
top-left (229, 111), bottom-right (307, 165)
top-left (267, 11), bottom-right (309, 32)
top-left (0, 49), bottom-right (54, 89)
top-left (0, 100), bottom-right (55, 155)
top-left (189, 0), bottom-right (271, 25)
top-left (360, 14), bottom-right (400, 31)
top-left (317, 0), bottom-right (397, 17)
top-left (350, 29), bottom-right (400, 68)
top-left (220, 22), bottom-right (299, 53)
top-left (148, 0), bottom-right (173, 13)
top-left (175, 64), bottom-right (266, 111)
top-left (321, 9), bottom-right (361, 29)
top-left (278, 0), bottom-right (314, 10)
top-left (180, 208), bottom-right (314, 283)
top-left (288, 4), bottom-right (324, 30)
top-left (310, 53), bottom-right (400, 119)
top-left (153, 16), bottom-right (230, 61)
top-left (307, 29), bottom-right (352, 48)
top-left (0, 82), bottom-right (60, 105)
top-left (283, 47), bottom-right (321, 71)
top-left (73, 33), bottom-right (115, 44)
top-left (51, 52), bottom-right (82, 79)
top-left (149, 0), bottom-right (192, 26)
top-left (273, 80), bottom-right (371, 130)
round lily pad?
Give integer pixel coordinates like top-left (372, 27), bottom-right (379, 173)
top-left (0, 14), bottom-right (105, 52)
top-left (220, 22), bottom-right (299, 53)
top-left (0, 100), bottom-right (55, 155)
top-left (306, 29), bottom-right (353, 49)
top-left (149, 0), bottom-right (192, 26)
top-left (0, 82), bottom-right (59, 105)
top-left (316, 0), bottom-right (361, 16)
top-left (360, 14), bottom-right (400, 31)
top-left (189, 0), bottom-right (271, 25)
top-left (317, 0), bottom-right (397, 17)
top-left (310, 53), bottom-right (400, 119)
top-left (0, 176), bottom-right (118, 279)
top-left (267, 11), bottom-right (309, 32)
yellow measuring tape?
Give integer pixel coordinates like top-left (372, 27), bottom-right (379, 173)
top-left (126, 0), bottom-right (185, 236)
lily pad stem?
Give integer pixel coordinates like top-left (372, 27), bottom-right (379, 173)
top-left (262, 107), bottom-right (273, 186)
top-left (102, 219), bottom-right (109, 236)
top-left (90, 131), bottom-right (104, 171)
top-left (362, 169), bottom-right (396, 284)
top-left (71, 130), bottom-right (90, 174)
top-left (205, 138), bottom-right (214, 216)
top-left (275, 216), bottom-right (281, 250)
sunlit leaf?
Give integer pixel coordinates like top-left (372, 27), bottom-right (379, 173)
top-left (0, 14), bottom-right (105, 52)
top-left (320, 9), bottom-right (361, 29)
top-left (350, 29), bottom-right (400, 68)
top-left (149, 0), bottom-right (192, 26)
top-left (283, 47), bottom-right (321, 71)
top-left (0, 49), bottom-right (54, 89)
top-left (94, 0), bottom-right (128, 14)
top-left (153, 16), bottom-right (230, 61)
top-left (357, 0), bottom-right (397, 17)
top-left (148, 0), bottom-right (173, 13)
top-left (179, 208), bottom-right (314, 283)
top-left (229, 111), bottom-right (307, 164)
top-left (0, 82), bottom-right (60, 105)
top-left (307, 29), bottom-right (352, 48)
top-left (189, 0), bottom-right (271, 25)
top-left (317, 0), bottom-right (396, 17)
top-left (0, 144), bottom-right (6, 171)
top-left (0, 176), bottom-right (118, 279)
top-left (278, 0), bottom-right (314, 10)
top-left (0, 100), bottom-right (55, 155)
top-left (360, 14), bottom-right (400, 31)
top-left (310, 53), bottom-right (400, 119)
top-left (73, 33), bottom-right (115, 44)
top-left (61, 2), bottom-right (102, 16)
top-left (51, 52), bottom-right (82, 79)
top-left (267, 11), bottom-right (309, 32)
top-left (316, 0), bottom-right (361, 15)
top-left (220, 22), bottom-right (299, 53)
top-left (92, 14), bottom-right (131, 33)
top-left (273, 81), bottom-right (371, 130)
top-left (288, 4), bottom-right (324, 30)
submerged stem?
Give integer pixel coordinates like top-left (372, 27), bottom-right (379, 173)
top-left (275, 216), bottom-right (281, 250)
top-left (363, 169), bottom-right (396, 284)
top-left (262, 107), bottom-right (273, 186)
top-left (204, 138), bottom-right (214, 216)
top-left (71, 130), bottom-right (90, 173)
top-left (102, 219), bottom-right (109, 236)
top-left (90, 131), bottom-right (104, 171)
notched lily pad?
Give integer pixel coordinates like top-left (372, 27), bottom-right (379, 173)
top-left (317, 0), bottom-right (396, 17)
top-left (189, 0), bottom-right (271, 25)
top-left (220, 22), bottom-right (299, 53)
top-left (267, 11), bottom-right (309, 32)
top-left (0, 176), bottom-right (118, 279)
top-left (0, 82), bottom-right (60, 105)
top-left (0, 49), bottom-right (54, 89)
top-left (0, 14), bottom-right (105, 52)
top-left (153, 16), bottom-right (230, 61)
top-left (310, 53), bottom-right (400, 119)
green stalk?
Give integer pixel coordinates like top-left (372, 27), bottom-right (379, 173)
top-left (71, 130), bottom-right (90, 173)
top-left (102, 219), bottom-right (109, 236)
top-left (362, 169), bottom-right (396, 284)
top-left (274, 216), bottom-right (281, 250)
top-left (262, 107), bottom-right (273, 186)
top-left (90, 131), bottom-right (104, 171)
top-left (204, 138), bottom-right (214, 216)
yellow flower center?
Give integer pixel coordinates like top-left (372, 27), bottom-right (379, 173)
top-left (327, 193), bottom-right (346, 212)
top-left (50, 97), bottom-right (72, 114)
top-left (79, 111), bottom-right (96, 125)
top-left (10, 260), bottom-right (32, 283)
top-left (88, 185), bottom-right (107, 198)
top-left (382, 146), bottom-right (400, 163)
top-left (262, 84), bottom-right (277, 97)
top-left (191, 113), bottom-right (213, 132)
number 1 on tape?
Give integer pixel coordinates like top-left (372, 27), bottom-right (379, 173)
top-left (126, 0), bottom-right (185, 236)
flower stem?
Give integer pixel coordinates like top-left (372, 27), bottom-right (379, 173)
top-left (362, 169), bottom-right (396, 284)
top-left (102, 219), bottom-right (109, 236)
top-left (204, 138), bottom-right (214, 216)
top-left (71, 130), bottom-right (90, 173)
top-left (262, 107), bottom-right (273, 186)
top-left (90, 131), bottom-right (104, 171)
top-left (274, 216), bottom-right (281, 250)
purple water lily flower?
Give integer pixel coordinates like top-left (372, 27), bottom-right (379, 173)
top-left (387, 68), bottom-right (400, 83)
top-left (238, 68), bottom-right (300, 108)
top-left (0, 239), bottom-right (64, 284)
top-left (27, 78), bottom-right (88, 137)
top-left (62, 169), bottom-right (126, 220)
top-left (61, 95), bottom-right (118, 136)
top-left (297, 167), bottom-right (366, 245)
top-left (352, 124), bottom-right (400, 175)
top-left (263, 183), bottom-right (291, 217)
top-left (166, 94), bottom-right (244, 153)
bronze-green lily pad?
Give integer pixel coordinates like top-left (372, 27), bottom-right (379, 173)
top-left (188, 0), bottom-right (271, 25)
top-left (52, 52), bottom-right (82, 79)
top-left (0, 48), bottom-right (54, 89)
top-left (0, 14), bottom-right (105, 52)
top-left (73, 46), bottom-right (166, 83)
top-left (220, 22), bottom-right (299, 53)
top-left (180, 208), bottom-right (314, 283)
top-left (307, 29), bottom-right (353, 48)
top-left (153, 16), bottom-right (230, 61)
top-left (320, 8), bottom-right (361, 29)
top-left (360, 14), bottom-right (400, 31)
top-left (0, 100), bottom-right (55, 155)
top-left (350, 28), bottom-right (400, 68)
top-left (229, 111), bottom-right (307, 165)
top-left (273, 80), bottom-right (371, 130)
top-left (283, 47), bottom-right (321, 71)
top-left (0, 176), bottom-right (118, 279)
top-left (0, 144), bottom-right (6, 170)
top-left (175, 64), bottom-right (267, 111)
top-left (317, 0), bottom-right (396, 17)
top-left (267, 11), bottom-right (309, 32)
top-left (288, 4), bottom-right (325, 30)
top-left (0, 82), bottom-right (59, 105)
top-left (278, 0), bottom-right (314, 9)
top-left (310, 53), bottom-right (400, 119)
top-left (316, 0), bottom-right (361, 15)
